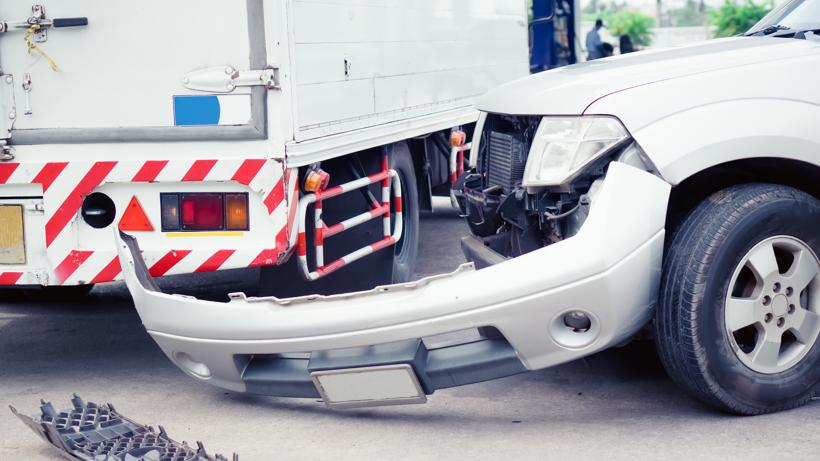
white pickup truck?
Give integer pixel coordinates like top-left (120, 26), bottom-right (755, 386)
top-left (119, 0), bottom-right (819, 414)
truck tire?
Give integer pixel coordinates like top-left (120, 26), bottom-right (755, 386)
top-left (389, 142), bottom-right (420, 283)
top-left (655, 183), bottom-right (820, 415)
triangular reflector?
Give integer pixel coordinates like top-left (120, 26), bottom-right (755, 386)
top-left (119, 196), bottom-right (154, 231)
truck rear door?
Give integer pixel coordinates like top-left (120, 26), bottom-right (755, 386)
top-left (0, 0), bottom-right (270, 145)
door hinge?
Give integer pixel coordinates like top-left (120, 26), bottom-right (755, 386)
top-left (182, 65), bottom-right (280, 93)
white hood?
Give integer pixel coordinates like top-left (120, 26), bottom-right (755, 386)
top-left (477, 37), bottom-right (815, 116)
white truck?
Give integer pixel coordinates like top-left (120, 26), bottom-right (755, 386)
top-left (0, 0), bottom-right (529, 295)
top-left (119, 0), bottom-right (819, 415)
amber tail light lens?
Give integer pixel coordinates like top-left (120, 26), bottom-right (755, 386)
top-left (225, 193), bottom-right (249, 230)
top-left (160, 193), bottom-right (249, 232)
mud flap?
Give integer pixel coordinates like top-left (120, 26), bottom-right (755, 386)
top-left (10, 394), bottom-right (236, 461)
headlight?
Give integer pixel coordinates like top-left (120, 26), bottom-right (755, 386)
top-left (522, 116), bottom-right (629, 187)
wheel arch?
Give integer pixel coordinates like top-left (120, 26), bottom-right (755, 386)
top-left (665, 156), bottom-right (820, 239)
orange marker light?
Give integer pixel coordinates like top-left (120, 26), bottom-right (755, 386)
top-left (304, 169), bottom-right (330, 193)
top-left (450, 130), bottom-right (467, 147)
top-left (226, 193), bottom-right (249, 230)
top-left (119, 196), bottom-right (154, 231)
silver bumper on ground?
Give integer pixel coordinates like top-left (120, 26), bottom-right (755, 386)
top-left (116, 162), bottom-right (671, 406)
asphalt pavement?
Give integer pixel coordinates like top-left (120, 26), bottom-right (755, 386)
top-left (1, 202), bottom-right (818, 460)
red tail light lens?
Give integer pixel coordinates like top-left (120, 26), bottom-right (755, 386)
top-left (181, 198), bottom-right (196, 225)
top-left (160, 193), bottom-right (248, 232)
top-left (181, 194), bottom-right (223, 230)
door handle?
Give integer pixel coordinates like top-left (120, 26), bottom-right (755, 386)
top-left (0, 5), bottom-right (88, 40)
top-left (52, 17), bottom-right (89, 28)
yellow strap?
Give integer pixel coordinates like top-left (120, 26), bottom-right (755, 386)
top-left (23, 25), bottom-right (60, 72)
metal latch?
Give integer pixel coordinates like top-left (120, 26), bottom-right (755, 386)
top-left (182, 65), bottom-right (280, 93)
top-left (0, 140), bottom-right (13, 162)
top-left (0, 4), bottom-right (89, 43)
top-left (1, 74), bottom-right (16, 161)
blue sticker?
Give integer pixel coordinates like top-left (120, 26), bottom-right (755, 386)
top-left (173, 95), bottom-right (221, 126)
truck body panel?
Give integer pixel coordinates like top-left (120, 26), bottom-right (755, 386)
top-left (0, 0), bottom-right (529, 286)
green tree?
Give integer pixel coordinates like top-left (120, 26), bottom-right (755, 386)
top-left (710, 0), bottom-right (772, 37)
top-left (609, 10), bottom-right (656, 47)
top-left (669, 0), bottom-right (707, 27)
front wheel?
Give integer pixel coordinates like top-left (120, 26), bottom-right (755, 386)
top-left (656, 183), bottom-right (820, 415)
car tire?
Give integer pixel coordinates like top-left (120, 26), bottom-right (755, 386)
top-left (655, 183), bottom-right (820, 415)
top-left (389, 142), bottom-right (420, 283)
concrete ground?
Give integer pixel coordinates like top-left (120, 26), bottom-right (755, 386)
top-left (1, 204), bottom-right (818, 460)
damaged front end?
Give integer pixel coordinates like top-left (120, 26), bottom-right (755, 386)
top-left (115, 130), bottom-right (670, 409)
top-left (460, 114), bottom-right (657, 268)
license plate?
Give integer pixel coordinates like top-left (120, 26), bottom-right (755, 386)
top-left (311, 364), bottom-right (427, 409)
top-left (0, 205), bottom-right (25, 265)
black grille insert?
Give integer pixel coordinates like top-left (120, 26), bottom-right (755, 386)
top-left (479, 115), bottom-right (540, 193)
top-left (486, 131), bottom-right (528, 192)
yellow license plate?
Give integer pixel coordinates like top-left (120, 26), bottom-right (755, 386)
top-left (0, 205), bottom-right (25, 265)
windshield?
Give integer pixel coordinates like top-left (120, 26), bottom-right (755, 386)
top-left (747, 0), bottom-right (820, 34)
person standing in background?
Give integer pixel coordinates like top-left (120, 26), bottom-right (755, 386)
top-left (619, 35), bottom-right (636, 54)
top-left (586, 19), bottom-right (604, 60)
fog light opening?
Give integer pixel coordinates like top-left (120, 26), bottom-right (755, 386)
top-left (563, 311), bottom-right (592, 333)
top-left (173, 352), bottom-right (212, 379)
top-left (551, 309), bottom-right (600, 349)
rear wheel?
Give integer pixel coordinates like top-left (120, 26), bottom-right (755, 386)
top-left (389, 142), bottom-right (420, 283)
top-left (655, 183), bottom-right (820, 415)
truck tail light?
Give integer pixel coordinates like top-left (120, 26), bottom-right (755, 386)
top-left (182, 194), bottom-right (223, 229)
top-left (160, 193), bottom-right (249, 232)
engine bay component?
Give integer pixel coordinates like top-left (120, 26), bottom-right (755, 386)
top-left (10, 394), bottom-right (236, 461)
top-left (461, 113), bottom-right (636, 262)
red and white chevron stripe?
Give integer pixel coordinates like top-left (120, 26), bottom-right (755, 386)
top-left (0, 158), bottom-right (296, 286)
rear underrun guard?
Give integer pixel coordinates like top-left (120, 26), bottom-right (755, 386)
top-left (10, 395), bottom-right (236, 461)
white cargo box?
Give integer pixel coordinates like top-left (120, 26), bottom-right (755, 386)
top-left (0, 0), bottom-right (529, 165)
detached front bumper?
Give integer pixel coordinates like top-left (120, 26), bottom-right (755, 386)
top-left (117, 162), bottom-right (671, 405)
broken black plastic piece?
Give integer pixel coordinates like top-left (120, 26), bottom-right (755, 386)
top-left (10, 394), bottom-right (236, 461)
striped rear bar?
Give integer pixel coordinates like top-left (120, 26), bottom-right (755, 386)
top-left (292, 153), bottom-right (404, 281)
top-left (449, 142), bottom-right (472, 186)
top-left (324, 204), bottom-right (390, 238)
